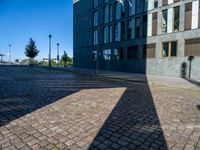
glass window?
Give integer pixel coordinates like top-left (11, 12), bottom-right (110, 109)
top-left (109, 25), bottom-right (113, 43)
top-left (162, 10), bottom-right (168, 33)
top-left (136, 0), bottom-right (141, 14)
top-left (114, 48), bottom-right (124, 60)
top-left (94, 0), bottom-right (98, 8)
top-left (128, 19), bottom-right (135, 39)
top-left (129, 0), bottom-right (136, 16)
top-left (93, 11), bottom-right (98, 26)
top-left (109, 4), bottom-right (113, 22)
top-left (104, 0), bottom-right (109, 4)
top-left (171, 42), bottom-right (177, 57)
top-left (104, 6), bottom-right (109, 24)
top-left (173, 6), bottom-right (180, 31)
top-left (115, 23), bottom-right (121, 42)
top-left (103, 49), bottom-right (111, 60)
top-left (162, 42), bottom-right (169, 57)
top-left (115, 2), bottom-right (121, 20)
top-left (135, 17), bottom-right (140, 38)
top-left (154, 0), bottom-right (158, 8)
top-left (120, 48), bottom-right (124, 60)
top-left (122, 4), bottom-right (125, 18)
top-left (93, 30), bottom-right (98, 45)
top-left (143, 15), bottom-right (147, 37)
top-left (104, 26), bottom-right (109, 44)
top-left (121, 22), bottom-right (125, 41)
top-left (162, 41), bottom-right (177, 57)
top-left (114, 49), bottom-right (120, 60)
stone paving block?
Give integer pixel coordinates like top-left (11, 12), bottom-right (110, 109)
top-left (0, 66), bottom-right (200, 150)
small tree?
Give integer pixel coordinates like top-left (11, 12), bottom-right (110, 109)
top-left (61, 51), bottom-right (68, 67)
top-left (25, 38), bottom-right (39, 65)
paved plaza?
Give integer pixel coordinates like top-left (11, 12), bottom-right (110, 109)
top-left (0, 66), bottom-right (200, 150)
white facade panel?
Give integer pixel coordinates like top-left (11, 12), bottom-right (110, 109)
top-left (148, 0), bottom-right (154, 10)
top-left (148, 14), bottom-right (152, 36)
top-left (167, 8), bottom-right (173, 33)
top-left (192, 1), bottom-right (199, 29)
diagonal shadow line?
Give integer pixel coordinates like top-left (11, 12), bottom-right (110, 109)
top-left (88, 80), bottom-right (169, 150)
top-left (0, 66), bottom-right (169, 150)
top-left (184, 78), bottom-right (200, 87)
top-left (0, 66), bottom-right (121, 127)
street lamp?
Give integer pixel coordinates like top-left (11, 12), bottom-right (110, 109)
top-left (187, 56), bottom-right (195, 79)
top-left (48, 34), bottom-right (52, 67)
top-left (57, 43), bottom-right (60, 63)
top-left (8, 44), bottom-right (11, 64)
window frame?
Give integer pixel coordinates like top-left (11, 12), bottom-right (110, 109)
top-left (161, 41), bottom-right (178, 58)
top-left (173, 6), bottom-right (180, 32)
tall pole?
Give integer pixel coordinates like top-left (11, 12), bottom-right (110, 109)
top-left (49, 34), bottom-right (52, 67)
top-left (189, 61), bottom-right (192, 79)
top-left (9, 44), bottom-right (11, 64)
top-left (57, 43), bottom-right (60, 62)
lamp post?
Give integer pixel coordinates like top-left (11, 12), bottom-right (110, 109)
top-left (57, 43), bottom-right (60, 63)
top-left (188, 56), bottom-right (195, 79)
top-left (9, 44), bottom-right (11, 64)
top-left (48, 34), bottom-right (52, 67)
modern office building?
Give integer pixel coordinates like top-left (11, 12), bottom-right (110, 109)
top-left (73, 0), bottom-right (200, 79)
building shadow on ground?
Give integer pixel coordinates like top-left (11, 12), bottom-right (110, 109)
top-left (88, 80), bottom-right (168, 150)
top-left (0, 66), bottom-right (118, 127)
top-left (0, 66), bottom-right (168, 149)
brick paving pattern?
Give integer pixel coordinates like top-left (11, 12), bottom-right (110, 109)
top-left (0, 66), bottom-right (200, 150)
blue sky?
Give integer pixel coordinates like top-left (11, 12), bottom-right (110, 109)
top-left (0, 0), bottom-right (73, 61)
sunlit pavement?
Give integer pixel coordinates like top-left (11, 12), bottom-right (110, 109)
top-left (0, 66), bottom-right (200, 150)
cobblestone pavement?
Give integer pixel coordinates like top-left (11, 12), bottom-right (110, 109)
top-left (0, 66), bottom-right (200, 150)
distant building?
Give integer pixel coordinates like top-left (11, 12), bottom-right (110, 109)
top-left (73, 0), bottom-right (200, 79)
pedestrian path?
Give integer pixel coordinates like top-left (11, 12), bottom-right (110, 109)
top-left (64, 67), bottom-right (200, 90)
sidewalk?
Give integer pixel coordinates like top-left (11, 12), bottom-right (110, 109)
top-left (63, 67), bottom-right (200, 90)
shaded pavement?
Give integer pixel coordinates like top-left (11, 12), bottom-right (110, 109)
top-left (0, 66), bottom-right (200, 150)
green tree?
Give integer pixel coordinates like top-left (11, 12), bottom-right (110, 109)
top-left (20, 59), bottom-right (30, 65)
top-left (61, 51), bottom-right (68, 67)
top-left (25, 38), bottom-right (39, 65)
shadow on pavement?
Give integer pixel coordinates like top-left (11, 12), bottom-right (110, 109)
top-left (88, 80), bottom-right (168, 150)
top-left (0, 66), bottom-right (168, 149)
top-left (0, 66), bottom-right (119, 127)
top-left (185, 78), bottom-right (200, 87)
